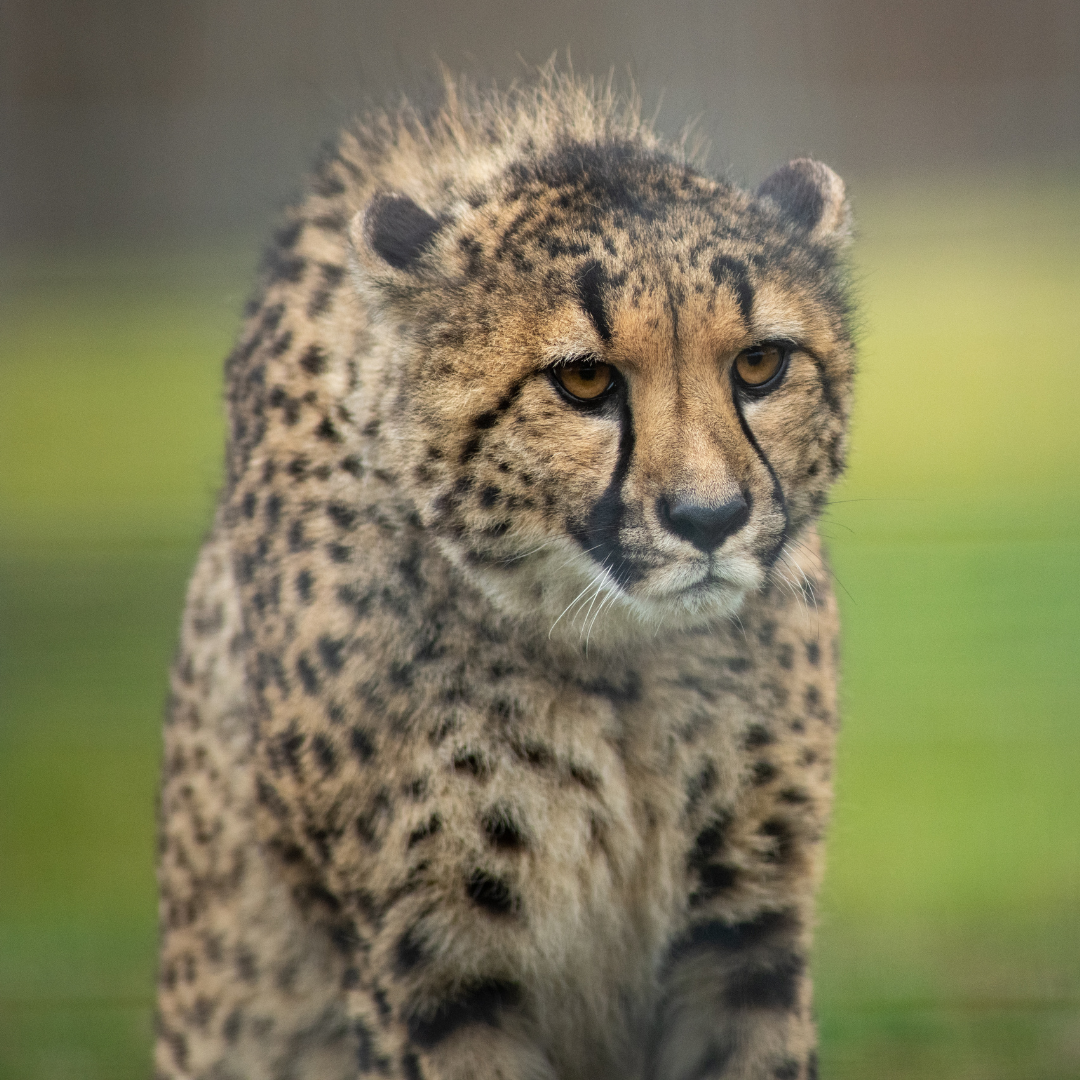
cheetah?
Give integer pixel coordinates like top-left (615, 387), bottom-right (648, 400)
top-left (157, 70), bottom-right (854, 1080)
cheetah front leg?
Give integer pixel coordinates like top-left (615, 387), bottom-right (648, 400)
top-left (341, 976), bottom-right (559, 1080)
top-left (647, 906), bottom-right (817, 1080)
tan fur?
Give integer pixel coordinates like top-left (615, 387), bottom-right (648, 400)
top-left (157, 68), bottom-right (854, 1080)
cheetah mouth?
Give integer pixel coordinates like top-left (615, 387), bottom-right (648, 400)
top-left (638, 553), bottom-right (762, 600)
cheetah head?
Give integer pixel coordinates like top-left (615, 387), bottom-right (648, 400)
top-left (348, 144), bottom-right (854, 644)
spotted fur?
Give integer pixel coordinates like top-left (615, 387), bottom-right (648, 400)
top-left (158, 69), bottom-right (854, 1080)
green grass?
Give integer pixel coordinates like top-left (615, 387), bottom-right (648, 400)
top-left (1, 179), bottom-right (1078, 1078)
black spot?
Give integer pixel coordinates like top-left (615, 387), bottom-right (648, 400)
top-left (453, 749), bottom-right (490, 779)
top-left (777, 643), bottom-right (794, 670)
top-left (296, 568), bottom-right (315, 603)
top-left (479, 486), bottom-right (500, 508)
top-left (695, 863), bottom-right (739, 896)
top-left (752, 761), bottom-right (778, 785)
top-left (513, 740), bottom-right (555, 769)
top-left (465, 870), bottom-right (516, 915)
top-left (408, 814), bottom-right (441, 848)
top-left (274, 220), bottom-right (303, 250)
top-left (805, 640), bottom-right (821, 666)
top-left (760, 818), bottom-right (796, 863)
top-left (685, 761), bottom-right (718, 812)
top-left (261, 302), bottom-right (285, 332)
top-left (349, 726), bottom-right (376, 763)
top-left (318, 635), bottom-right (346, 673)
top-left (166, 1030), bottom-right (189, 1070)
top-left (277, 723), bottom-right (306, 778)
top-left (337, 583), bottom-right (374, 619)
top-left (356, 789), bottom-right (392, 848)
top-left (366, 193), bottom-right (444, 270)
top-left (460, 434), bottom-right (482, 463)
top-left (577, 259), bottom-right (611, 341)
top-left (242, 491), bottom-right (257, 518)
top-left (314, 210), bottom-right (347, 233)
top-left (313, 415), bottom-right (338, 442)
top-left (256, 775), bottom-right (289, 820)
top-left (298, 343), bottom-right (327, 375)
top-left (745, 724), bottom-right (774, 748)
top-left (808, 1050), bottom-right (819, 1080)
top-left (407, 980), bottom-right (521, 1050)
top-left (774, 1059), bottom-right (800, 1079)
top-left (222, 1007), bottom-right (242, 1045)
top-left (724, 951), bottom-right (805, 1010)
top-left (390, 661), bottom-right (415, 688)
top-left (481, 806), bottom-right (526, 850)
top-left (568, 762), bottom-right (601, 792)
top-left (271, 330), bottom-right (294, 356)
top-left (266, 251), bottom-right (306, 285)
top-left (341, 454), bottom-right (363, 477)
top-left (327, 502), bottom-right (358, 530)
top-left (296, 654), bottom-right (320, 695)
top-left (235, 948), bottom-right (258, 983)
top-left (264, 492), bottom-right (282, 531)
top-left (395, 926), bottom-right (425, 973)
top-left (576, 669), bottom-right (642, 705)
top-left (311, 734), bottom-right (338, 775)
top-left (473, 410), bottom-right (499, 430)
top-left (328, 543), bottom-right (353, 563)
top-left (687, 1040), bottom-right (736, 1079)
top-left (709, 255), bottom-right (754, 326)
top-left (402, 1051), bottom-right (424, 1080)
top-left (690, 814), bottom-right (729, 866)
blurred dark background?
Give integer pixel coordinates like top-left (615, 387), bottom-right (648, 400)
top-left (2, 0), bottom-right (1078, 245)
top-left (1, 3), bottom-right (1078, 1079)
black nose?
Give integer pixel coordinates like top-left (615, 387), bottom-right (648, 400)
top-left (658, 493), bottom-right (751, 553)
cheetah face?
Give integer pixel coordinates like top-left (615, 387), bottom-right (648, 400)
top-left (350, 148), bottom-right (854, 642)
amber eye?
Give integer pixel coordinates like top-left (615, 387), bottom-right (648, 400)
top-left (734, 344), bottom-right (788, 389)
top-left (552, 360), bottom-right (615, 401)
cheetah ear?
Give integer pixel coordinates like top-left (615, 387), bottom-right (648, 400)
top-left (757, 159), bottom-right (851, 246)
top-left (348, 192), bottom-right (447, 280)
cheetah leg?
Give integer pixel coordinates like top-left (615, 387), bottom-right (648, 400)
top-left (647, 908), bottom-right (817, 1080)
top-left (345, 983), bottom-right (558, 1080)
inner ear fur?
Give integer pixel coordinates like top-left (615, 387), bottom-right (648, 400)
top-left (349, 192), bottom-right (446, 277)
top-left (757, 159), bottom-right (851, 246)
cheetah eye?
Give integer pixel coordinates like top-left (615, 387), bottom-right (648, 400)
top-left (551, 359), bottom-right (616, 403)
top-left (733, 343), bottom-right (790, 391)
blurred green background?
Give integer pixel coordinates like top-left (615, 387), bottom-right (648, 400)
top-left (2, 2), bottom-right (1079, 1078)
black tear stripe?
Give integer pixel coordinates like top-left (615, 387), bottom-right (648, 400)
top-left (572, 386), bottom-right (642, 585)
top-left (732, 391), bottom-right (789, 569)
top-left (709, 255), bottom-right (755, 328)
top-left (406, 980), bottom-right (521, 1049)
top-left (577, 259), bottom-right (612, 341)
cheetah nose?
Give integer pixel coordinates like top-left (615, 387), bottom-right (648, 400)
top-left (657, 493), bottom-right (750, 553)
